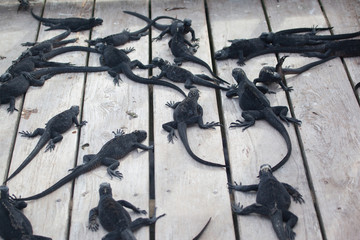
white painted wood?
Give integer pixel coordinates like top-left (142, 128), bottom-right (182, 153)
top-left (207, 0), bottom-right (322, 239)
top-left (69, 0), bottom-right (151, 239)
top-left (0, 1), bottom-right (43, 182)
top-left (6, 0), bottom-right (94, 239)
top-left (151, 0), bottom-right (235, 239)
top-left (263, 0), bottom-right (360, 239)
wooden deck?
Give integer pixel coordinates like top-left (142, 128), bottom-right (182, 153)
top-left (0, 0), bottom-right (359, 239)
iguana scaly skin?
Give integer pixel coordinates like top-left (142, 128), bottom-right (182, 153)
top-left (31, 9), bottom-right (103, 32)
top-left (0, 185), bottom-right (52, 240)
top-left (226, 68), bottom-right (301, 172)
top-left (229, 164), bottom-right (304, 240)
top-left (5, 106), bottom-right (87, 183)
top-left (169, 24), bottom-right (228, 85)
top-left (162, 88), bottom-right (226, 168)
top-left (95, 43), bottom-right (186, 96)
top-left (0, 66), bottom-right (110, 113)
top-left (88, 182), bottom-right (165, 240)
top-left (16, 130), bottom-right (153, 201)
top-left (151, 57), bottom-right (229, 90)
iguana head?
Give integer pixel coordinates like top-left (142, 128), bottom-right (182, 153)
top-left (90, 18), bottom-right (103, 27)
top-left (0, 185), bottom-right (9, 199)
top-left (95, 43), bottom-right (105, 53)
top-left (151, 57), bottom-right (166, 67)
top-left (259, 164), bottom-right (272, 177)
top-left (0, 72), bottom-right (12, 82)
top-left (214, 47), bottom-right (230, 60)
top-left (99, 182), bottom-right (112, 197)
top-left (133, 130), bottom-right (148, 142)
top-left (70, 105), bottom-right (80, 115)
top-left (258, 66), bottom-right (282, 84)
top-left (232, 68), bottom-right (247, 84)
top-left (187, 88), bottom-right (200, 101)
top-left (183, 18), bottom-right (192, 27)
top-left (259, 32), bottom-right (274, 43)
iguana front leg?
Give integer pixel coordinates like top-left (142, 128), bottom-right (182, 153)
top-left (228, 182), bottom-right (259, 192)
top-left (118, 200), bottom-right (147, 214)
top-left (282, 183), bottom-right (305, 204)
top-left (88, 207), bottom-right (99, 231)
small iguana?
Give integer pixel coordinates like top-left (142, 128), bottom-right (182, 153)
top-left (95, 43), bottom-right (186, 96)
top-left (226, 68), bottom-right (301, 172)
top-left (86, 15), bottom-right (176, 47)
top-left (19, 27), bottom-right (77, 61)
top-left (163, 88), bottom-right (226, 168)
top-left (5, 106), bottom-right (87, 183)
top-left (31, 9), bottom-right (103, 32)
top-left (169, 24), bottom-right (228, 85)
top-left (123, 10), bottom-right (198, 42)
top-left (88, 182), bottom-right (165, 240)
top-left (229, 164), bottom-right (304, 240)
top-left (16, 129), bottom-right (153, 201)
top-left (253, 55), bottom-right (337, 92)
top-left (17, 0), bottom-right (31, 12)
top-left (0, 65), bottom-right (110, 113)
top-left (0, 185), bottom-right (52, 240)
top-left (215, 28), bottom-right (360, 65)
top-left (151, 57), bottom-right (229, 90)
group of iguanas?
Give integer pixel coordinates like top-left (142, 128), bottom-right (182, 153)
top-left (1, 4), bottom-right (359, 240)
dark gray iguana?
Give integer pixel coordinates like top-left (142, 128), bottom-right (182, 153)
top-left (226, 68), bottom-right (301, 172)
top-left (94, 43), bottom-right (186, 96)
top-left (228, 164), bottom-right (304, 240)
top-left (16, 129), bottom-right (153, 201)
top-left (88, 182), bottom-right (165, 240)
top-left (169, 23), bottom-right (228, 85)
top-left (31, 9), bottom-right (103, 32)
top-left (151, 57), bottom-right (230, 90)
top-left (0, 185), bottom-right (52, 240)
top-left (162, 88), bottom-right (226, 168)
top-left (4, 105), bottom-right (87, 183)
top-left (0, 65), bottom-right (110, 113)
top-left (123, 10), bottom-right (198, 42)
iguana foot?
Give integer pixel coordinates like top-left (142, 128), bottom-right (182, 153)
top-left (167, 130), bottom-right (177, 143)
top-left (165, 101), bottom-right (176, 108)
top-left (286, 225), bottom-right (296, 240)
top-left (229, 120), bottom-right (254, 131)
top-left (107, 169), bottom-right (123, 180)
top-left (19, 130), bottom-right (32, 138)
top-left (88, 221), bottom-right (99, 232)
top-left (112, 129), bottom-right (125, 137)
top-left (149, 207), bottom-right (166, 224)
top-left (77, 121), bottom-right (88, 128)
top-left (202, 121), bottom-right (221, 129)
top-left (284, 86), bottom-right (294, 92)
top-left (280, 115), bottom-right (301, 126)
top-left (232, 202), bottom-right (244, 214)
top-left (7, 106), bottom-right (18, 113)
top-left (45, 140), bottom-right (55, 152)
top-left (292, 192), bottom-right (305, 204)
top-left (227, 181), bottom-right (241, 192)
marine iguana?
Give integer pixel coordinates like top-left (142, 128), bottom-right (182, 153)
top-left (162, 88), bottom-right (226, 168)
top-left (88, 182), bottom-right (165, 240)
top-left (16, 129), bottom-right (153, 201)
top-left (253, 55), bottom-right (337, 92)
top-left (229, 164), bottom-right (304, 240)
top-left (169, 24), bottom-right (228, 85)
top-left (5, 106), bottom-right (87, 183)
top-left (1, 45), bottom-right (100, 82)
top-left (19, 27), bottom-right (77, 60)
top-left (86, 15), bottom-right (176, 47)
top-left (226, 68), bottom-right (301, 172)
top-left (31, 9), bottom-right (103, 32)
top-left (0, 185), bottom-right (52, 240)
top-left (0, 65), bottom-right (110, 113)
top-left (123, 10), bottom-right (198, 42)
top-left (94, 43), bottom-right (186, 96)
top-left (215, 29), bottom-right (360, 65)
top-left (151, 57), bottom-right (229, 90)
top-left (17, 0), bottom-right (31, 12)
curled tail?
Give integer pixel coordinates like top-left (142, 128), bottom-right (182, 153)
top-left (123, 11), bottom-right (177, 31)
top-left (121, 64), bottom-right (186, 97)
top-left (263, 108), bottom-right (292, 172)
top-left (177, 122), bottom-right (226, 168)
top-left (5, 131), bottom-right (51, 183)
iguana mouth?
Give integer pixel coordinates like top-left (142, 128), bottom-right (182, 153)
top-left (260, 164), bottom-right (272, 172)
top-left (214, 49), bottom-right (229, 60)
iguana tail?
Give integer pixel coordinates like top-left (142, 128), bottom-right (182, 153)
top-left (263, 108), bottom-right (292, 172)
top-left (193, 217), bottom-right (212, 240)
top-left (120, 64), bottom-right (186, 97)
top-left (282, 56), bottom-right (336, 75)
top-left (43, 46), bottom-right (99, 60)
top-left (31, 66), bottom-right (110, 79)
top-left (270, 209), bottom-right (288, 240)
top-left (177, 122), bottom-right (226, 168)
top-left (312, 30), bottom-right (360, 41)
top-left (5, 131), bottom-right (51, 183)
top-left (48, 27), bottom-right (71, 43)
top-left (16, 160), bottom-right (98, 201)
top-left (123, 10), bottom-right (177, 31)
top-left (131, 15), bottom-right (179, 36)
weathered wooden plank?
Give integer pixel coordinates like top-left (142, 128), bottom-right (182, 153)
top-left (319, 0), bottom-right (360, 94)
top-left (0, 0), bottom-right (43, 182)
top-left (263, 0), bottom-right (360, 239)
top-left (151, 0), bottom-right (235, 239)
top-left (6, 0), bottom-right (94, 239)
top-left (68, 0), bottom-right (151, 239)
top-left (207, 0), bottom-right (322, 239)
